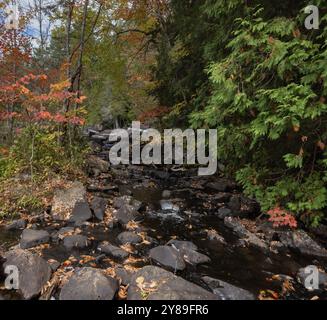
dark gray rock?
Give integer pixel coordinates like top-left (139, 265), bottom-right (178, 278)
top-left (166, 240), bottom-right (198, 252)
top-left (98, 243), bottom-right (129, 260)
top-left (181, 249), bottom-right (211, 266)
top-left (20, 229), bottom-right (50, 249)
top-left (115, 267), bottom-right (132, 286)
top-left (224, 217), bottom-right (268, 251)
top-left (216, 207), bottom-right (232, 219)
top-left (224, 217), bottom-right (249, 238)
top-left (114, 205), bottom-right (141, 225)
top-left (117, 232), bottom-right (142, 245)
top-left (166, 240), bottom-right (210, 266)
top-left (128, 266), bottom-right (218, 300)
top-left (51, 227), bottom-right (75, 242)
top-left (5, 219), bottom-right (27, 231)
top-left (63, 235), bottom-right (90, 250)
top-left (4, 249), bottom-right (51, 299)
top-left (149, 246), bottom-right (186, 271)
top-left (113, 196), bottom-right (142, 212)
top-left (202, 276), bottom-right (255, 300)
top-left (60, 268), bottom-right (118, 300)
top-left (91, 197), bottom-right (107, 221)
top-left (70, 201), bottom-right (92, 223)
top-left (278, 230), bottom-right (327, 258)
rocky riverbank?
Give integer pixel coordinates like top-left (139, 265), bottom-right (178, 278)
top-left (0, 129), bottom-right (327, 300)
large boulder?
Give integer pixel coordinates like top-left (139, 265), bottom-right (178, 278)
top-left (51, 181), bottom-right (86, 221)
top-left (128, 266), bottom-right (218, 300)
top-left (202, 276), bottom-right (255, 300)
top-left (149, 246), bottom-right (186, 271)
top-left (59, 267), bottom-right (118, 300)
top-left (278, 230), bottom-right (327, 258)
top-left (4, 249), bottom-right (51, 300)
top-left (20, 229), bottom-right (50, 249)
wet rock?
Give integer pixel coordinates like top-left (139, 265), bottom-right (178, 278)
top-left (216, 207), bottom-right (232, 219)
top-left (224, 217), bottom-right (249, 238)
top-left (160, 200), bottom-right (179, 211)
top-left (86, 155), bottom-right (110, 175)
top-left (51, 227), bottom-right (75, 242)
top-left (113, 196), bottom-right (142, 212)
top-left (115, 266), bottom-right (132, 286)
top-left (278, 230), bottom-right (327, 258)
top-left (224, 217), bottom-right (268, 251)
top-left (60, 267), bottom-right (118, 300)
top-left (181, 249), bottom-right (211, 266)
top-left (98, 243), bottom-right (129, 260)
top-left (20, 229), bottom-right (50, 249)
top-left (4, 249), bottom-right (51, 300)
top-left (114, 205), bottom-right (141, 225)
top-left (117, 232), bottom-right (142, 245)
top-left (128, 266), bottom-right (217, 300)
top-left (201, 276), bottom-right (255, 300)
top-left (149, 246), bottom-right (186, 271)
top-left (70, 201), bottom-right (92, 223)
top-left (297, 266), bottom-right (327, 290)
top-left (166, 240), bottom-right (198, 252)
top-left (91, 197), bottom-right (107, 221)
top-left (63, 235), bottom-right (90, 250)
top-left (52, 181), bottom-right (86, 221)
top-left (5, 219), bottom-right (27, 231)
top-left (166, 240), bottom-right (210, 266)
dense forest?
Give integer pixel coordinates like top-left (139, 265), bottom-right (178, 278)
top-left (0, 0), bottom-right (327, 301)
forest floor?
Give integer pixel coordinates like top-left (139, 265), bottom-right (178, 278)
top-left (0, 129), bottom-right (327, 300)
